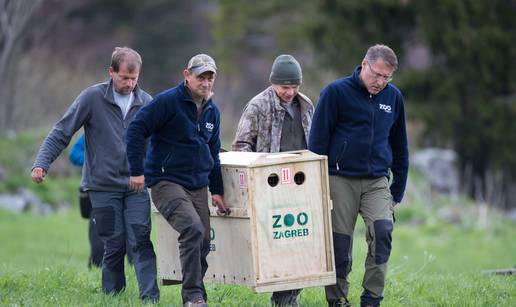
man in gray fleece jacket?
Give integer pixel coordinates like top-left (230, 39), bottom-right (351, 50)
top-left (31, 47), bottom-right (159, 302)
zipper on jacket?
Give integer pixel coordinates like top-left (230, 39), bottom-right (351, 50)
top-left (161, 154), bottom-right (172, 173)
top-left (368, 95), bottom-right (375, 174)
top-left (195, 102), bottom-right (204, 174)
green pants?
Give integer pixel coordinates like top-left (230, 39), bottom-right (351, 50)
top-left (150, 181), bottom-right (210, 304)
top-left (326, 176), bottom-right (394, 307)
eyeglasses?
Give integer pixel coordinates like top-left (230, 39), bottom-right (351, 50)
top-left (367, 61), bottom-right (393, 83)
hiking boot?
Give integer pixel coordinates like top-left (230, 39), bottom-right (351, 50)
top-left (271, 300), bottom-right (299, 307)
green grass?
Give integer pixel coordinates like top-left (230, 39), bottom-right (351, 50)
top-left (1, 206), bottom-right (515, 306)
top-left (1, 132), bottom-right (514, 305)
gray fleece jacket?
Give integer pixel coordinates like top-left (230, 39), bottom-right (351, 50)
top-left (32, 80), bottom-right (152, 192)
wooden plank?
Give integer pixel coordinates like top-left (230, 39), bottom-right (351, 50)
top-left (155, 211), bottom-right (181, 283)
top-left (319, 157), bottom-right (335, 272)
top-left (249, 150), bottom-right (324, 168)
top-left (219, 150), bottom-right (322, 168)
top-left (208, 207), bottom-right (249, 218)
top-left (249, 167), bottom-right (261, 283)
top-left (219, 151), bottom-right (265, 166)
top-left (254, 273), bottom-right (336, 293)
top-left (155, 211), bottom-right (255, 287)
top-left (217, 166), bottom-right (250, 209)
top-left (251, 160), bottom-right (333, 281)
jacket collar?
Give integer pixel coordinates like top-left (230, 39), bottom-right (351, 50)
top-left (104, 79), bottom-right (145, 106)
top-left (351, 65), bottom-right (391, 96)
top-left (178, 81), bottom-right (214, 111)
top-left (267, 85), bottom-right (312, 112)
top-left (352, 65), bottom-right (368, 92)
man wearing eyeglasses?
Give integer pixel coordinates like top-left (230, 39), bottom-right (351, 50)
top-left (309, 44), bottom-right (408, 307)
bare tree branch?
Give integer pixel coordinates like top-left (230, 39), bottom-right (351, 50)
top-left (0, 0), bottom-right (44, 131)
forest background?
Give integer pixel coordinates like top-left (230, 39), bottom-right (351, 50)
top-left (1, 0), bottom-right (515, 208)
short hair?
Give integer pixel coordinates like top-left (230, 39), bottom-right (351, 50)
top-left (110, 47), bottom-right (142, 72)
top-left (364, 44), bottom-right (398, 70)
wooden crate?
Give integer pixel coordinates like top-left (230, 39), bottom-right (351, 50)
top-left (154, 150), bottom-right (335, 293)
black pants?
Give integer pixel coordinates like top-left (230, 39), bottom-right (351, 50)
top-left (89, 190), bottom-right (159, 301)
top-left (80, 190), bottom-right (103, 267)
top-left (271, 289), bottom-right (302, 306)
top-left (80, 189), bottom-right (134, 268)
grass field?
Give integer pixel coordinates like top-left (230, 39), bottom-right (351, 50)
top-left (1, 203), bottom-right (515, 306)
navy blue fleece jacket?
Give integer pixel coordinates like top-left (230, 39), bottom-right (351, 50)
top-left (309, 66), bottom-right (408, 203)
top-left (126, 81), bottom-right (223, 195)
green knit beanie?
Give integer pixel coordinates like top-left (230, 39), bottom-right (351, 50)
top-left (269, 54), bottom-right (302, 85)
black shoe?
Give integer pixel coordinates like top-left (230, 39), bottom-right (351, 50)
top-left (184, 298), bottom-right (207, 307)
top-left (328, 298), bottom-right (351, 307)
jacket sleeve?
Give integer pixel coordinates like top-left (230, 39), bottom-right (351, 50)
top-left (208, 109), bottom-right (223, 196)
top-left (308, 85), bottom-right (339, 155)
top-left (33, 89), bottom-right (91, 171)
top-left (68, 134), bottom-right (85, 167)
top-left (389, 93), bottom-right (409, 203)
top-left (126, 95), bottom-right (168, 176)
top-left (232, 102), bottom-right (260, 152)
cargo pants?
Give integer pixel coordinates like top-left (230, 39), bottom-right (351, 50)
top-left (79, 189), bottom-right (104, 268)
top-left (150, 181), bottom-right (211, 304)
top-left (89, 190), bottom-right (160, 302)
top-left (326, 176), bottom-right (394, 307)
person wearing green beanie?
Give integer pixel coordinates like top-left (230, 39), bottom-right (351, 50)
top-left (269, 54), bottom-right (303, 85)
top-left (232, 55), bottom-right (314, 306)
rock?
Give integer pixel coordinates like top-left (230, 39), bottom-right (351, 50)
top-left (18, 188), bottom-right (41, 207)
top-left (56, 202), bottom-right (71, 215)
top-left (18, 188), bottom-right (55, 215)
top-left (32, 202), bottom-right (53, 215)
top-left (411, 148), bottom-right (460, 195)
top-left (506, 209), bottom-right (516, 223)
top-left (0, 194), bottom-right (29, 213)
top-left (437, 206), bottom-right (462, 224)
top-left (0, 189), bottom-right (55, 215)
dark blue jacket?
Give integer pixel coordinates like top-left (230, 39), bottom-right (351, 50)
top-left (69, 133), bottom-right (85, 167)
top-left (309, 66), bottom-right (408, 203)
top-left (126, 82), bottom-right (223, 195)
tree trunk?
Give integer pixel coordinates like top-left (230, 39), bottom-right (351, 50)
top-left (0, 0), bottom-right (44, 132)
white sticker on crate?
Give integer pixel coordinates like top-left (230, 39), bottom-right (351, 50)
top-left (238, 171), bottom-right (246, 188)
top-left (280, 167), bottom-right (291, 184)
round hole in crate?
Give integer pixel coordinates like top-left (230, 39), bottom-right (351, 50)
top-left (267, 173), bottom-right (279, 187)
top-left (294, 171), bottom-right (305, 185)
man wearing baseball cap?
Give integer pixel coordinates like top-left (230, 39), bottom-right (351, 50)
top-left (127, 54), bottom-right (229, 307)
top-left (232, 54), bottom-right (314, 306)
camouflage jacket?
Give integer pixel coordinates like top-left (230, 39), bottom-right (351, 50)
top-left (232, 86), bottom-right (314, 153)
